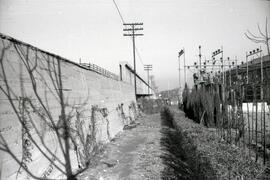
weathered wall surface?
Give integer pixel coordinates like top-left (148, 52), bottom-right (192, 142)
top-left (0, 35), bottom-right (136, 179)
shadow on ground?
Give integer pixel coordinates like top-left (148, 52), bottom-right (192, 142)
top-left (160, 107), bottom-right (217, 180)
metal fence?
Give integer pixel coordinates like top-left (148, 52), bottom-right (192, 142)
top-left (80, 62), bottom-right (119, 81)
top-left (183, 56), bottom-right (270, 166)
top-left (222, 82), bottom-right (269, 165)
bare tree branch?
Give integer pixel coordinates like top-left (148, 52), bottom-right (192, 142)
top-left (246, 29), bottom-right (264, 40)
top-left (257, 23), bottom-right (267, 38)
top-left (245, 33), bottom-right (266, 44)
top-left (245, 17), bottom-right (270, 55)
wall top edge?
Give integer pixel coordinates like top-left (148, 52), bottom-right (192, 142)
top-left (0, 33), bottom-right (120, 81)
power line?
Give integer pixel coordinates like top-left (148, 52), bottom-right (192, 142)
top-left (112, 0), bottom-right (145, 66)
top-left (112, 0), bottom-right (125, 24)
top-left (135, 45), bottom-right (145, 66)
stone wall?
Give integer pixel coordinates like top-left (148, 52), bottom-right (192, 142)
top-left (0, 34), bottom-right (136, 179)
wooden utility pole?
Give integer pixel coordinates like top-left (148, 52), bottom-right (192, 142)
top-left (183, 47), bottom-right (186, 85)
top-left (221, 46), bottom-right (224, 85)
top-left (144, 64), bottom-right (152, 95)
top-left (199, 46), bottom-right (202, 82)
top-left (123, 23), bottom-right (143, 97)
top-left (178, 49), bottom-right (184, 98)
top-left (246, 52), bottom-right (249, 84)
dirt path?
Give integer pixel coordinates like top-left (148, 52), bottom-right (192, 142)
top-left (78, 107), bottom-right (265, 180)
top-left (78, 109), bottom-right (209, 180)
top-left (79, 113), bottom-right (164, 180)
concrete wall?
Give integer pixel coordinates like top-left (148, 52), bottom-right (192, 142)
top-left (119, 61), bottom-right (153, 95)
top-left (0, 35), bottom-right (136, 179)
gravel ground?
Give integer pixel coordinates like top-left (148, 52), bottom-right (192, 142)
top-left (78, 113), bottom-right (164, 180)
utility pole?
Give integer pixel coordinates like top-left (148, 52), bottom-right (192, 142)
top-left (178, 49), bottom-right (184, 97)
top-left (246, 51), bottom-right (249, 84)
top-left (179, 56), bottom-right (181, 93)
top-left (246, 48), bottom-right (263, 84)
top-left (144, 64), bottom-right (152, 95)
top-left (212, 46), bottom-right (224, 138)
top-left (212, 47), bottom-right (223, 83)
top-left (221, 46), bottom-right (224, 85)
top-left (183, 47), bottom-right (186, 85)
top-left (123, 23), bottom-right (144, 98)
top-left (228, 57), bottom-right (232, 86)
top-left (260, 46), bottom-right (263, 99)
top-left (199, 45), bottom-right (202, 82)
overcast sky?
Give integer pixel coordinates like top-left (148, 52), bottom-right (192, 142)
top-left (0, 0), bottom-right (269, 91)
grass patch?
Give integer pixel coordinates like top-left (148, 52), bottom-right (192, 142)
top-left (160, 107), bottom-right (217, 179)
top-left (170, 107), bottom-right (264, 179)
